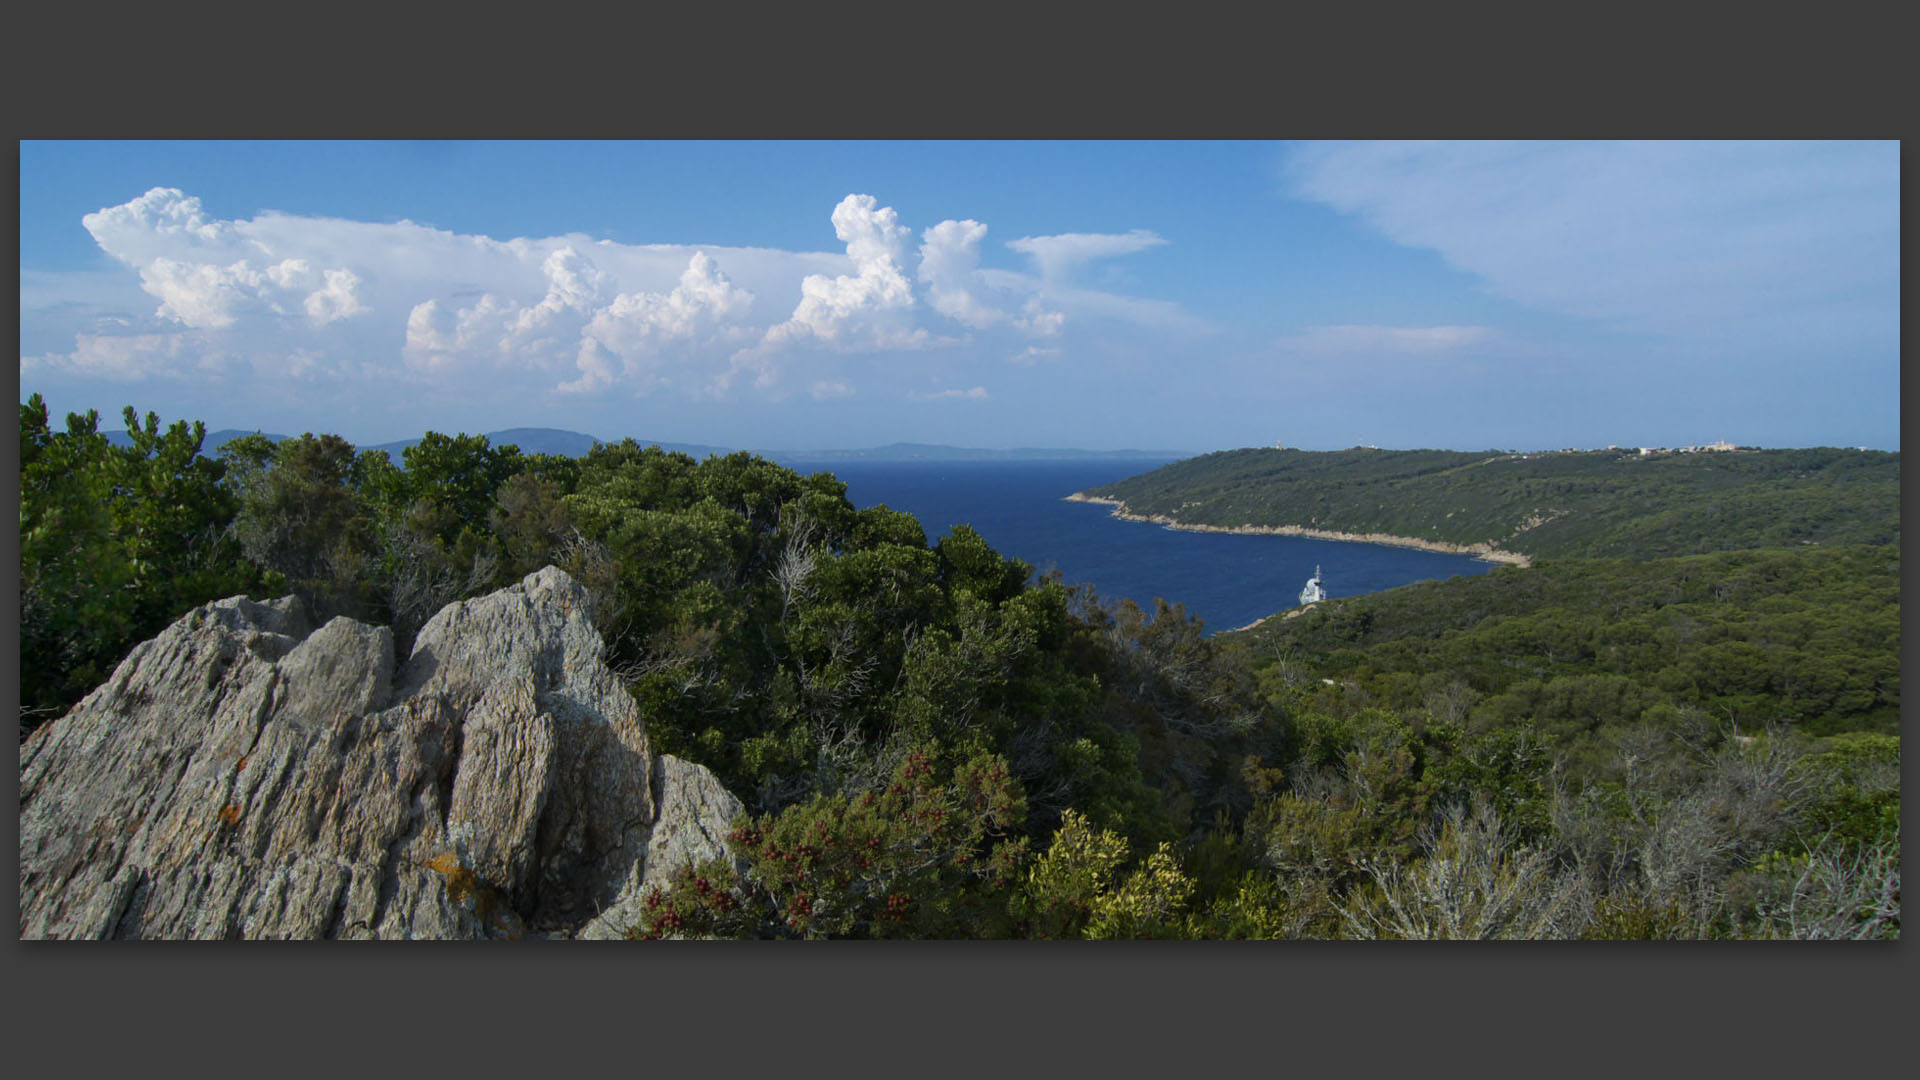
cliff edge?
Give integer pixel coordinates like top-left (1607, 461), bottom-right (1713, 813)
top-left (19, 566), bottom-right (742, 940)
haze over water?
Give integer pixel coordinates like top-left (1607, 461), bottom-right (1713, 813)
top-left (785, 459), bottom-right (1497, 633)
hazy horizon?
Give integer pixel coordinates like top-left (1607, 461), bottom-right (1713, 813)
top-left (21, 140), bottom-right (1900, 453)
top-left (94, 421), bottom-right (1892, 461)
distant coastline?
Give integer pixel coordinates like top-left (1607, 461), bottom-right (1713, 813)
top-left (1063, 492), bottom-right (1535, 568)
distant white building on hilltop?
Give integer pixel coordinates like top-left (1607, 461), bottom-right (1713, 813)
top-left (1643, 441), bottom-right (1737, 456)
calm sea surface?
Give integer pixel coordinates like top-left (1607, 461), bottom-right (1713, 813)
top-left (779, 459), bottom-right (1496, 634)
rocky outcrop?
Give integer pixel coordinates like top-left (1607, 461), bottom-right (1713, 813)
top-left (576, 755), bottom-right (747, 940)
top-left (18, 567), bottom-right (743, 940)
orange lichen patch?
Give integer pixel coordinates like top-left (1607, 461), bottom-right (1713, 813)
top-left (427, 852), bottom-right (481, 908)
top-left (425, 852), bottom-right (520, 936)
top-left (216, 804), bottom-right (242, 826)
top-left (235, 755), bottom-right (249, 772)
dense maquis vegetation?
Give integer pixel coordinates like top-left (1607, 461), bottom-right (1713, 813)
top-left (17, 395), bottom-right (1900, 938)
top-left (1081, 446), bottom-right (1900, 560)
top-left (1242, 546), bottom-right (1900, 739)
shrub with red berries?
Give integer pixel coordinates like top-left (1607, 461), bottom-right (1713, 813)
top-left (636, 742), bottom-right (1030, 939)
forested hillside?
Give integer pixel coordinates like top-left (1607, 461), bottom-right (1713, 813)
top-left (1081, 446), bottom-right (1900, 560)
top-left (1236, 546), bottom-right (1899, 737)
top-left (17, 396), bottom-right (1900, 939)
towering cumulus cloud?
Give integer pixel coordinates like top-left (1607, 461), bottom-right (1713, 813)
top-left (765, 194), bottom-right (922, 348)
top-left (916, 219), bottom-right (1001, 328)
top-left (27, 185), bottom-right (1195, 418)
top-left (85, 188), bottom-right (370, 332)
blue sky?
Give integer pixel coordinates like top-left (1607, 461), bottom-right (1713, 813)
top-left (19, 140), bottom-right (1899, 452)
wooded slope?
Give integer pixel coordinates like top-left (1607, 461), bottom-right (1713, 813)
top-left (1229, 544), bottom-right (1900, 738)
top-left (1083, 446), bottom-right (1899, 560)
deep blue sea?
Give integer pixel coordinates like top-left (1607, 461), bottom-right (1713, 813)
top-left (779, 459), bottom-right (1496, 634)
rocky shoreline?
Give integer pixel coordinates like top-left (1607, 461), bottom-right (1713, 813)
top-left (1063, 492), bottom-right (1534, 568)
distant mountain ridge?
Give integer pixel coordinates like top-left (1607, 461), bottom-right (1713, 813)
top-left (761, 442), bottom-right (1188, 463)
top-left (100, 426), bottom-right (705, 459)
top-left (102, 428), bottom-right (291, 455)
top-left (362, 428), bottom-right (610, 459)
top-left (102, 425), bottom-right (1186, 463)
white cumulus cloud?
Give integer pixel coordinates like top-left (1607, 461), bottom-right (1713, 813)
top-left (136, 257), bottom-right (268, 329)
top-left (82, 187), bottom-right (237, 263)
top-left (562, 251), bottom-right (757, 394)
top-left (89, 189), bottom-right (373, 335)
top-left (404, 294), bottom-right (517, 372)
top-left (305, 268), bottom-right (366, 325)
top-left (512, 246), bottom-right (609, 336)
top-left (31, 185), bottom-right (1211, 425)
top-left (917, 218), bottom-right (1005, 329)
top-left (768, 194), bottom-right (918, 346)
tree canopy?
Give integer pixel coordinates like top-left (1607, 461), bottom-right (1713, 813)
top-left (17, 397), bottom-right (1900, 939)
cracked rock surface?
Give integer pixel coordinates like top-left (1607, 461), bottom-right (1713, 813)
top-left (19, 567), bottom-right (742, 940)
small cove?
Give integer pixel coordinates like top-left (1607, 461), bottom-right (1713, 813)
top-left (783, 459), bottom-right (1499, 634)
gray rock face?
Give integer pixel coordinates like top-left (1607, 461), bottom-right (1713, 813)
top-left (19, 567), bottom-right (742, 940)
top-left (577, 753), bottom-right (747, 940)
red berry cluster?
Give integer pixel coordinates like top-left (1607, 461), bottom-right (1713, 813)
top-left (782, 890), bottom-right (818, 933)
top-left (636, 904), bottom-right (688, 939)
top-left (881, 892), bottom-right (910, 922)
